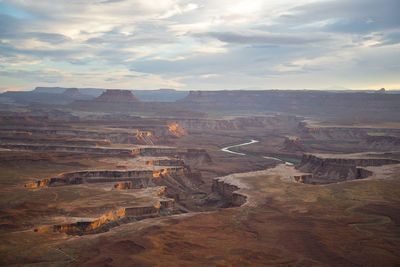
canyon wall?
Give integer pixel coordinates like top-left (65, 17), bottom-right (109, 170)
top-left (296, 154), bottom-right (399, 183)
top-left (212, 179), bottom-right (247, 207)
top-left (179, 90), bottom-right (400, 120)
top-left (25, 167), bottom-right (190, 188)
top-left (174, 116), bottom-right (300, 131)
top-left (50, 202), bottom-right (171, 235)
top-left (297, 121), bottom-right (400, 152)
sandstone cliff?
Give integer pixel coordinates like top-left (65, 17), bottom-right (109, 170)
top-left (212, 179), bottom-right (247, 207)
top-left (94, 90), bottom-right (140, 102)
top-left (51, 202), bottom-right (169, 235)
top-left (296, 153), bottom-right (399, 184)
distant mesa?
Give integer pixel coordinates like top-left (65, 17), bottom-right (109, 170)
top-left (94, 89), bottom-right (141, 102)
top-left (376, 88), bottom-right (386, 94)
top-left (63, 88), bottom-right (83, 98)
top-left (62, 87), bottom-right (93, 101)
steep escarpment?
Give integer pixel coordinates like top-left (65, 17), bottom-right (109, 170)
top-left (1, 144), bottom-right (212, 167)
top-left (174, 115), bottom-right (301, 131)
top-left (41, 199), bottom-right (175, 235)
top-left (279, 137), bottom-right (306, 154)
top-left (297, 121), bottom-right (369, 140)
top-left (135, 130), bottom-right (156, 145)
top-left (297, 121), bottom-right (400, 152)
top-left (179, 90), bottom-right (400, 120)
top-left (361, 135), bottom-right (400, 151)
top-left (167, 121), bottom-right (185, 137)
top-left (132, 147), bottom-right (212, 166)
top-left (24, 166), bottom-right (198, 188)
top-left (143, 158), bottom-right (185, 166)
top-left (114, 181), bottom-right (134, 190)
top-left (296, 153), bottom-right (399, 184)
top-left (0, 114), bottom-right (190, 147)
top-left (211, 175), bottom-right (248, 207)
top-left (94, 90), bottom-right (140, 103)
top-left (212, 179), bottom-right (247, 207)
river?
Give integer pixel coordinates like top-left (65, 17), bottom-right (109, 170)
top-left (221, 139), bottom-right (259, 156)
top-left (221, 139), bottom-right (294, 165)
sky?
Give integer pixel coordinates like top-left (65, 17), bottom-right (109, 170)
top-left (0, 0), bottom-right (399, 91)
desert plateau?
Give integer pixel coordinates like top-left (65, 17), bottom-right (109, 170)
top-left (0, 87), bottom-right (399, 266)
top-left (1, 0), bottom-right (400, 266)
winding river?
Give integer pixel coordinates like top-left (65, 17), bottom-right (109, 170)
top-left (221, 139), bottom-right (294, 165)
top-left (221, 139), bottom-right (259, 156)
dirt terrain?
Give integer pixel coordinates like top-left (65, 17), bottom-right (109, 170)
top-left (0, 89), bottom-right (399, 266)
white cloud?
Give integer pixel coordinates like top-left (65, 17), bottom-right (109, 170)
top-left (0, 0), bottom-right (399, 91)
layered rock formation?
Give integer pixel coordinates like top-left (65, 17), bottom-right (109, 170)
top-left (212, 179), bottom-right (247, 207)
top-left (132, 147), bottom-right (212, 166)
top-left (296, 121), bottom-right (400, 152)
top-left (175, 116), bottom-right (301, 131)
top-left (48, 200), bottom-right (174, 235)
top-left (143, 158), bottom-right (185, 166)
top-left (167, 122), bottom-right (185, 137)
top-left (361, 135), bottom-right (400, 151)
top-left (25, 167), bottom-right (191, 188)
top-left (114, 181), bottom-right (134, 190)
top-left (296, 153), bottom-right (399, 184)
top-left (179, 90), bottom-right (400, 120)
top-left (280, 137), bottom-right (306, 153)
top-left (94, 90), bottom-right (140, 102)
top-left (136, 130), bottom-right (156, 145)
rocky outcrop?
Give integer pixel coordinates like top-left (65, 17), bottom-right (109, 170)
top-left (297, 122), bottom-right (369, 140)
top-left (25, 166), bottom-right (204, 208)
top-left (297, 121), bottom-right (400, 152)
top-left (280, 137), bottom-right (306, 153)
top-left (167, 122), bottom-right (185, 137)
top-left (136, 130), bottom-right (156, 145)
top-left (94, 90), bottom-right (140, 103)
top-left (114, 181), bottom-right (134, 190)
top-left (376, 88), bottom-right (386, 94)
top-left (132, 148), bottom-right (212, 166)
top-left (155, 186), bottom-right (167, 196)
top-left (212, 179), bottom-right (247, 207)
top-left (25, 167), bottom-right (187, 188)
top-left (49, 201), bottom-right (170, 235)
top-left (25, 178), bottom-right (58, 189)
top-left (292, 174), bottom-right (314, 183)
top-left (296, 153), bottom-right (399, 183)
top-left (144, 158), bottom-right (185, 166)
top-left (53, 208), bottom-right (128, 234)
top-left (361, 135), bottom-right (400, 151)
top-left (160, 199), bottom-right (175, 209)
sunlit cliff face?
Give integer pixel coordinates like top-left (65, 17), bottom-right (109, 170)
top-left (167, 122), bottom-right (185, 137)
top-left (153, 168), bottom-right (170, 178)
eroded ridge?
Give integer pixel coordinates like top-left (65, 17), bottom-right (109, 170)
top-left (24, 167), bottom-right (192, 188)
top-left (22, 151), bottom-right (205, 235)
top-left (211, 173), bottom-right (250, 207)
top-left (34, 184), bottom-right (175, 235)
top-left (295, 152), bottom-right (400, 184)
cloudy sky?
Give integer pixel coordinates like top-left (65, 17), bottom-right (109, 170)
top-left (0, 0), bottom-right (399, 91)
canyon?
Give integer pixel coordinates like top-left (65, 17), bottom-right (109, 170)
top-left (0, 88), bottom-right (399, 266)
